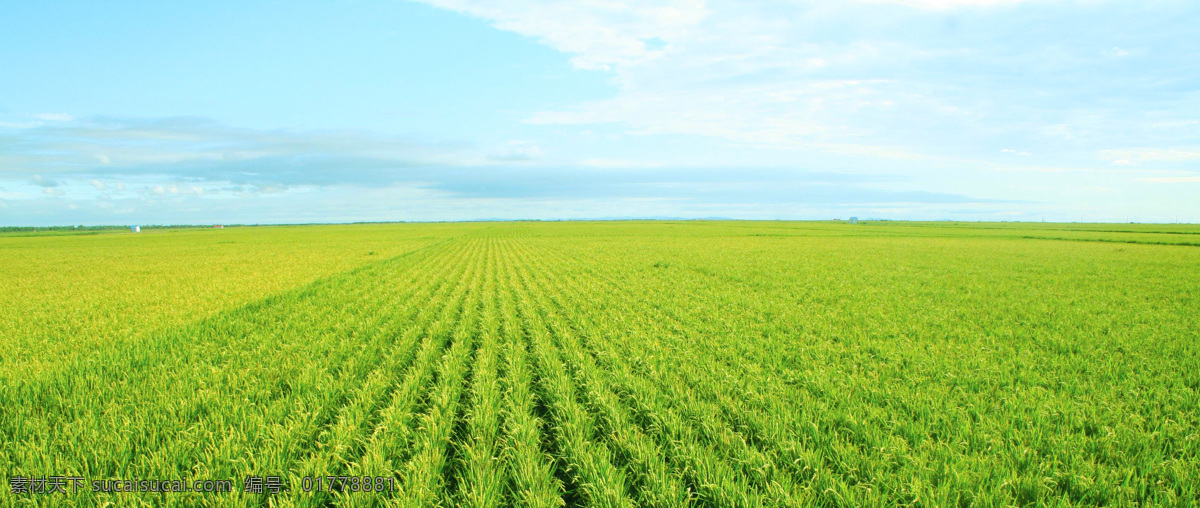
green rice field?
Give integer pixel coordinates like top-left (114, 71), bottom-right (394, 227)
top-left (2, 221), bottom-right (1198, 507)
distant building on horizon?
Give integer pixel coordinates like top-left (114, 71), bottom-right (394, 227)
top-left (849, 217), bottom-right (859, 224)
top-left (213, 225), bottom-right (224, 228)
top-left (130, 225), bottom-right (141, 233)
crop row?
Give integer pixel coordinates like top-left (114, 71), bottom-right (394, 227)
top-left (4, 230), bottom-right (1196, 507)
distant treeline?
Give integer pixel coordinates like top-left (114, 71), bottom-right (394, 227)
top-left (0, 225), bottom-right (129, 233)
top-left (0, 225), bottom-right (225, 233)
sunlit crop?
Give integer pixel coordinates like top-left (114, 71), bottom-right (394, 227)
top-left (2, 221), bottom-right (1197, 506)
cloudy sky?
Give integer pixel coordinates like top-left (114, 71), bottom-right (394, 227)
top-left (2, 0), bottom-right (1197, 225)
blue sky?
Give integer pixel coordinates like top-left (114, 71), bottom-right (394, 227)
top-left (1, 0), bottom-right (1197, 225)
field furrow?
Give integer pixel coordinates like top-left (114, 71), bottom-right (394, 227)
top-left (529, 243), bottom-right (829, 495)
top-left (509, 246), bottom-right (635, 508)
top-left (495, 240), bottom-right (565, 508)
top-left (282, 242), bottom-right (472, 506)
top-left (394, 240), bottom-right (489, 506)
top-left (454, 239), bottom-right (507, 508)
top-left (513, 241), bottom-right (783, 507)
top-left (341, 240), bottom-right (491, 507)
top-left (502, 241), bottom-right (693, 507)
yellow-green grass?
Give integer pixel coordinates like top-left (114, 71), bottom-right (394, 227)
top-left (0, 223), bottom-right (481, 379)
top-left (1, 221), bottom-right (1197, 507)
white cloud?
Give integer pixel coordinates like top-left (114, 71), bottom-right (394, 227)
top-left (0, 121), bottom-right (41, 129)
top-left (29, 174), bottom-right (60, 187)
top-left (527, 79), bottom-right (902, 148)
top-left (416, 0), bottom-right (1199, 177)
top-left (32, 113), bottom-right (75, 122)
top-left (813, 142), bottom-right (950, 161)
top-left (581, 158), bottom-right (662, 168)
top-left (1101, 148), bottom-right (1200, 163)
top-left (1102, 46), bottom-right (1131, 58)
top-left (418, 0), bottom-right (1024, 159)
top-left (1149, 120), bottom-right (1199, 130)
top-left (487, 141), bottom-right (544, 161)
top-left (90, 179), bottom-right (106, 190)
top-left (857, 0), bottom-right (1039, 9)
top-left (1, 116), bottom-right (470, 186)
top-left (418, 0), bottom-right (707, 70)
top-left (1136, 176), bottom-right (1200, 183)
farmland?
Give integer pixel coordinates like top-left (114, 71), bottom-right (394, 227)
top-left (1, 221), bottom-right (1198, 507)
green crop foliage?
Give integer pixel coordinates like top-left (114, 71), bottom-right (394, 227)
top-left (2, 221), bottom-right (1197, 507)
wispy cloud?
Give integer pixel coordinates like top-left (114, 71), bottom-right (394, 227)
top-left (0, 116), bottom-right (463, 189)
top-left (32, 113), bottom-right (75, 122)
top-left (421, 0), bottom-right (1200, 169)
top-left (1101, 148), bottom-right (1200, 164)
top-left (1136, 176), bottom-right (1200, 183)
top-left (419, 0), bottom-right (707, 71)
top-left (857, 0), bottom-right (1042, 10)
top-left (487, 141), bottom-right (544, 162)
top-left (0, 116), bottom-right (1017, 225)
top-left (0, 115), bottom-right (998, 216)
top-left (28, 175), bottom-right (61, 188)
top-left (581, 158), bottom-right (663, 168)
